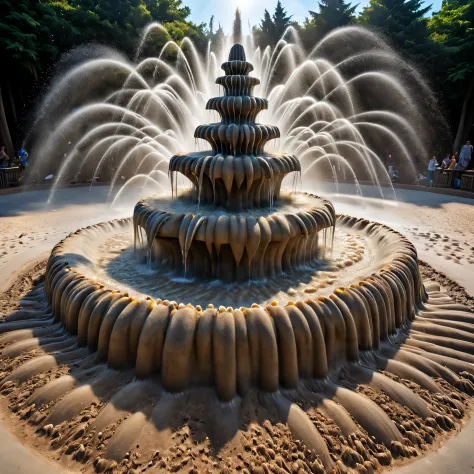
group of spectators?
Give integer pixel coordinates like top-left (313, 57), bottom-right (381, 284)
top-left (2, 139), bottom-right (473, 190)
top-left (0, 145), bottom-right (29, 171)
top-left (426, 140), bottom-right (473, 187)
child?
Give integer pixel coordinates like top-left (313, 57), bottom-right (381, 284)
top-left (427, 156), bottom-right (438, 187)
top-left (17, 147), bottom-right (28, 171)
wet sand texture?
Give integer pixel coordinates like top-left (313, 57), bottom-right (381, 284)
top-left (1, 216), bottom-right (474, 472)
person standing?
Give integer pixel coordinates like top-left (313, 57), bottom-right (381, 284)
top-left (448, 154), bottom-right (457, 169)
top-left (459, 140), bottom-right (473, 169)
top-left (17, 147), bottom-right (28, 171)
top-left (427, 155), bottom-right (438, 186)
top-left (386, 153), bottom-right (394, 178)
top-left (442, 154), bottom-right (451, 168)
top-left (0, 145), bottom-right (9, 168)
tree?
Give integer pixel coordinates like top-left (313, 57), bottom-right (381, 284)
top-left (306, 0), bottom-right (357, 42)
top-left (254, 2), bottom-right (294, 49)
top-left (430, 0), bottom-right (474, 151)
top-left (209, 15), bottom-right (215, 36)
top-left (212, 23), bottom-right (226, 53)
top-left (164, 20), bottom-right (207, 49)
top-left (273, 1), bottom-right (293, 38)
top-left (0, 0), bottom-right (36, 154)
top-left (256, 9), bottom-right (277, 49)
top-left (0, 0), bottom-right (208, 155)
top-left (145, 0), bottom-right (191, 23)
top-left (0, 85), bottom-right (14, 157)
top-left (0, 0), bottom-right (78, 154)
top-left (67, 0), bottom-right (152, 54)
top-left (233, 8), bottom-right (243, 44)
top-left (360, 0), bottom-right (438, 63)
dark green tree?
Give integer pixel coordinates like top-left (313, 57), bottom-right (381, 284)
top-left (430, 0), bottom-right (474, 151)
top-left (305, 0), bottom-right (357, 42)
top-left (359, 0), bottom-right (437, 62)
top-left (0, 0), bottom-right (37, 154)
top-left (254, 2), bottom-right (295, 49)
top-left (65, 0), bottom-right (152, 54)
top-left (273, 1), bottom-right (293, 37)
top-left (233, 8), bottom-right (243, 44)
top-left (0, 0), bottom-right (208, 155)
top-left (0, 0), bottom-right (79, 154)
top-left (209, 15), bottom-right (215, 35)
top-left (256, 9), bottom-right (277, 49)
top-left (145, 0), bottom-right (191, 23)
top-left (213, 23), bottom-right (226, 53)
top-left (261, 9), bottom-right (275, 34)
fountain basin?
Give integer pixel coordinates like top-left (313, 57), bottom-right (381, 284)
top-left (2, 209), bottom-right (474, 473)
top-left (37, 206), bottom-right (424, 401)
top-left (134, 192), bottom-right (335, 280)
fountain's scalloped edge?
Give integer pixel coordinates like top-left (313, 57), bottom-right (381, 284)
top-left (168, 151), bottom-right (301, 210)
top-left (38, 210), bottom-right (425, 399)
top-left (133, 192), bottom-right (335, 280)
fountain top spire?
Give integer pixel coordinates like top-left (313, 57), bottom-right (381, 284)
top-left (169, 44), bottom-right (300, 211)
top-left (219, 43), bottom-right (254, 76)
top-left (228, 43), bottom-right (246, 61)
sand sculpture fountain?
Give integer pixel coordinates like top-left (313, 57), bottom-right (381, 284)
top-left (2, 42), bottom-right (474, 474)
top-left (134, 44), bottom-right (334, 283)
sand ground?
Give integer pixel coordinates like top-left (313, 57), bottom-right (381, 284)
top-left (314, 183), bottom-right (474, 296)
top-left (0, 182), bottom-right (473, 473)
top-left (2, 183), bottom-right (473, 295)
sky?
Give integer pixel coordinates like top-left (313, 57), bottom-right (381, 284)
top-left (185, 0), bottom-right (444, 33)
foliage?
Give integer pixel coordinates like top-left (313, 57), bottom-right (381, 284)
top-left (209, 22), bottom-right (226, 53)
top-left (0, 0), bottom-right (206, 75)
top-left (359, 0), bottom-right (441, 64)
top-left (305, 0), bottom-right (358, 42)
top-left (255, 9), bottom-right (277, 49)
top-left (429, 0), bottom-right (474, 82)
top-left (0, 0), bottom-right (207, 150)
top-left (273, 1), bottom-right (293, 37)
top-left (208, 15), bottom-right (215, 35)
top-left (429, 0), bottom-right (474, 148)
top-left (233, 8), bottom-right (243, 44)
top-left (253, 1), bottom-right (294, 49)
top-left (0, 0), bottom-right (79, 75)
top-left (145, 0), bottom-right (191, 23)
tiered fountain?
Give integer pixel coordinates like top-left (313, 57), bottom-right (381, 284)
top-left (1, 43), bottom-right (474, 474)
top-left (134, 44), bottom-right (334, 282)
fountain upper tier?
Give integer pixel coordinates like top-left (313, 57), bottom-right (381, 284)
top-left (168, 44), bottom-right (300, 212)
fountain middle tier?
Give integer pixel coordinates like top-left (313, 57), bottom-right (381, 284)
top-left (134, 192), bottom-right (335, 281)
top-left (169, 151), bottom-right (301, 210)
